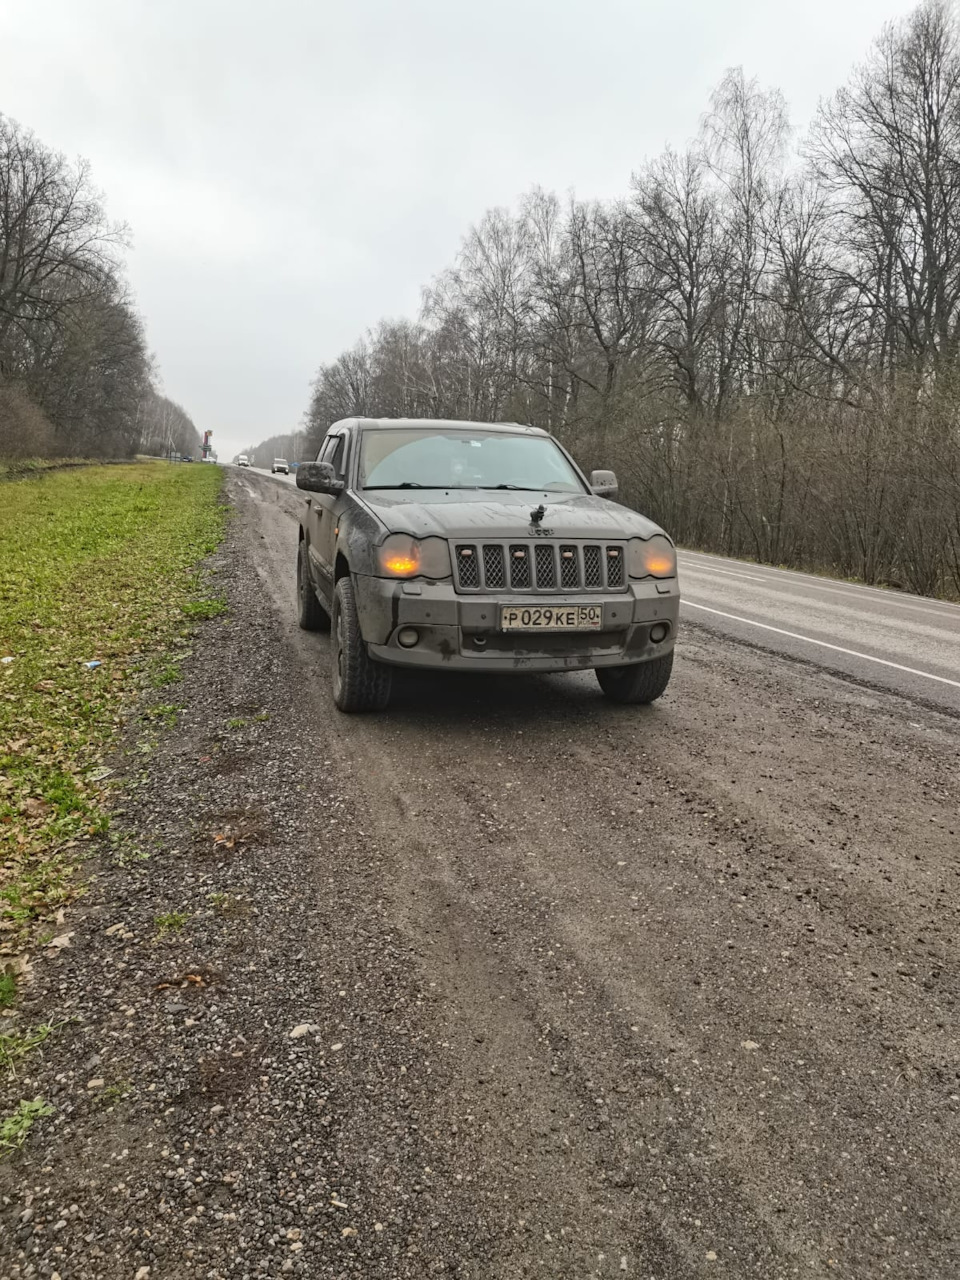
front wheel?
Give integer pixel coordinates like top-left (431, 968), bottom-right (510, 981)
top-left (596, 652), bottom-right (673, 705)
top-left (331, 577), bottom-right (392, 712)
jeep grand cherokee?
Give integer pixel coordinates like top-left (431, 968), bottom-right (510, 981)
top-left (295, 418), bottom-right (679, 712)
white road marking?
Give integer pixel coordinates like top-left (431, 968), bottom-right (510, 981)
top-left (678, 551), bottom-right (960, 617)
top-left (682, 600), bottom-right (960, 690)
top-left (679, 560), bottom-right (957, 621)
top-left (678, 563), bottom-right (767, 583)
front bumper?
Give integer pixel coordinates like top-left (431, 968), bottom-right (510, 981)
top-left (353, 574), bottom-right (679, 672)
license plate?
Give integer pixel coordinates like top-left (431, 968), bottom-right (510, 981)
top-left (499, 604), bottom-right (603, 632)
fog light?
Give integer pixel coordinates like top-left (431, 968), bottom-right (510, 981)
top-left (397, 627), bottom-right (420, 648)
top-left (650, 622), bottom-right (669, 644)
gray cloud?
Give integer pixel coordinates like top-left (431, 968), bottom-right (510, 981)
top-left (5, 0), bottom-right (917, 461)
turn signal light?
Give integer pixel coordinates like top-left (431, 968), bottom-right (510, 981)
top-left (382, 553), bottom-right (419, 575)
top-left (377, 535), bottom-right (452, 580)
top-left (628, 535), bottom-right (677, 580)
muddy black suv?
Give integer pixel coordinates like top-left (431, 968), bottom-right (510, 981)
top-left (295, 418), bottom-right (679, 712)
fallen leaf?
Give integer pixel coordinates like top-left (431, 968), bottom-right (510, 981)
top-left (741, 1040), bottom-right (760, 1052)
top-left (45, 933), bottom-right (74, 952)
top-left (21, 798), bottom-right (49, 819)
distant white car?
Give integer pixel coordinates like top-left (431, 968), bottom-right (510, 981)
top-left (238, 455), bottom-right (251, 468)
top-left (272, 458), bottom-right (289, 475)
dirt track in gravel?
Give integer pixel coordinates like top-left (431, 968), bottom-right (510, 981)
top-left (2, 468), bottom-right (958, 1280)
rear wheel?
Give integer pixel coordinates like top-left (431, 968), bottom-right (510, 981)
top-left (331, 577), bottom-right (392, 712)
top-left (297, 542), bottom-right (329, 632)
top-left (596, 652), bottom-right (673, 705)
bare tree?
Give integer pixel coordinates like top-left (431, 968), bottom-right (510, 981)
top-left (299, 0), bottom-right (960, 598)
top-left (0, 112), bottom-right (184, 460)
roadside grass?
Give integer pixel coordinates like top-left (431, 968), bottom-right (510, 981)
top-left (150, 658), bottom-right (184, 688)
top-left (154, 910), bottom-right (189, 938)
top-left (0, 462), bottom-right (225, 946)
top-left (141, 702), bottom-right (181, 728)
top-left (0, 1023), bottom-right (56, 1077)
top-left (97, 1079), bottom-right (133, 1107)
top-left (0, 458), bottom-right (88, 481)
top-left (0, 1097), bottom-right (53, 1155)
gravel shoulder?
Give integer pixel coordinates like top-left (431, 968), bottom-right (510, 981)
top-left (2, 469), bottom-right (958, 1280)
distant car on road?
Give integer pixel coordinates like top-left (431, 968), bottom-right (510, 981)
top-left (295, 417), bottom-right (679, 712)
top-left (237, 455), bottom-right (251, 468)
top-left (272, 458), bottom-right (289, 475)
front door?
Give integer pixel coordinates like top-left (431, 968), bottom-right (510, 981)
top-left (306, 433), bottom-right (347, 600)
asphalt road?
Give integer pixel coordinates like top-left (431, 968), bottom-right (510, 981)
top-left (242, 463), bottom-right (297, 486)
top-left (679, 549), bottom-right (960, 714)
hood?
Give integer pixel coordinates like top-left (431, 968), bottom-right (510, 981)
top-left (358, 489), bottom-right (666, 541)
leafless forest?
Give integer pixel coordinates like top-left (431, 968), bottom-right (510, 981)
top-left (0, 115), bottom-right (200, 461)
top-left (305, 2), bottom-right (960, 598)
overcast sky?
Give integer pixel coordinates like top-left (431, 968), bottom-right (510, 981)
top-left (5, 0), bottom-right (918, 462)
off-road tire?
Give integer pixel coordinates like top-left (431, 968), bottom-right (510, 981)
top-left (297, 542), bottom-right (330, 632)
top-left (596, 651), bottom-right (673, 705)
top-left (331, 576), bottom-right (392, 712)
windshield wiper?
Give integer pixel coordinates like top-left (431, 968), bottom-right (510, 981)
top-left (363, 482), bottom-right (428, 489)
top-left (482, 484), bottom-right (541, 491)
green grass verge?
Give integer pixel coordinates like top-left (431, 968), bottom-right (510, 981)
top-left (0, 462), bottom-right (225, 938)
top-left (0, 458), bottom-right (92, 481)
top-left (0, 1097), bottom-right (53, 1155)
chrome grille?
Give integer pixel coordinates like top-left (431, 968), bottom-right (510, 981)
top-left (453, 540), bottom-right (628, 593)
top-left (583, 545), bottom-right (602, 588)
top-left (509, 545), bottom-right (531, 589)
top-left (534, 543), bottom-right (556, 588)
top-left (482, 544), bottom-right (505, 589)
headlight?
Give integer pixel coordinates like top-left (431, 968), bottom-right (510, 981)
top-left (627, 535), bottom-right (677, 579)
top-left (377, 534), bottom-right (451, 580)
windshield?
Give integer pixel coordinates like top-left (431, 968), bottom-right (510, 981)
top-left (359, 428), bottom-right (586, 492)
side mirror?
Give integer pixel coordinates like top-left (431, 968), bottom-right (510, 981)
top-left (296, 461), bottom-right (343, 495)
top-left (590, 469), bottom-right (618, 500)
